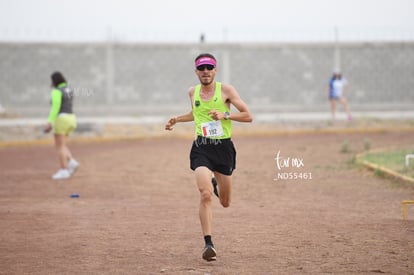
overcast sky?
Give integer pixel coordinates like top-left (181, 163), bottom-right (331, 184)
top-left (1, 0), bottom-right (413, 42)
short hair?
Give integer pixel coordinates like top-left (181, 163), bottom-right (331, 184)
top-left (195, 53), bottom-right (216, 63)
top-left (51, 71), bottom-right (66, 87)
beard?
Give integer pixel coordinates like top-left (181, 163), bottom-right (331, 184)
top-left (199, 75), bottom-right (213, 86)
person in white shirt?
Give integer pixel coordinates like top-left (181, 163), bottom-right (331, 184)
top-left (328, 72), bottom-right (352, 120)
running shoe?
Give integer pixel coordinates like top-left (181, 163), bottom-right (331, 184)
top-left (68, 159), bottom-right (79, 175)
top-left (212, 177), bottom-right (219, 198)
top-left (202, 244), bottom-right (217, 261)
top-left (52, 169), bottom-right (71, 180)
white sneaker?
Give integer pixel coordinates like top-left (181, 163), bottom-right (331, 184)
top-left (52, 169), bottom-right (71, 180)
top-left (68, 159), bottom-right (80, 175)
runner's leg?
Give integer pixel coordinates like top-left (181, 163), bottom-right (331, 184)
top-left (195, 166), bottom-right (214, 235)
top-left (213, 172), bottom-right (232, 208)
top-left (54, 134), bottom-right (69, 169)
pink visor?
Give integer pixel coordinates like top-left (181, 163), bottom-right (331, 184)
top-left (195, 57), bottom-right (216, 67)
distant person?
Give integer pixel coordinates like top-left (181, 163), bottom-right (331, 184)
top-left (44, 71), bottom-right (79, 180)
top-left (328, 72), bottom-right (352, 120)
top-left (165, 53), bottom-right (253, 261)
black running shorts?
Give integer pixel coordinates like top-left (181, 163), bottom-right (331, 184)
top-left (190, 136), bottom-right (236, 176)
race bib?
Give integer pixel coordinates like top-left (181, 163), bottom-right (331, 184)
top-left (201, 121), bottom-right (224, 137)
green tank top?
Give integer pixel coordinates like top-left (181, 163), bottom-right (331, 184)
top-left (193, 82), bottom-right (232, 139)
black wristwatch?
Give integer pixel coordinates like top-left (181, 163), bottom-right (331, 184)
top-left (224, 111), bottom-right (230, 120)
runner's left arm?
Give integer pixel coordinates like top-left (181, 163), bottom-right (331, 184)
top-left (226, 86), bottom-right (253, 123)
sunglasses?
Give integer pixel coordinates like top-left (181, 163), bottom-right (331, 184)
top-left (196, 64), bottom-right (215, 71)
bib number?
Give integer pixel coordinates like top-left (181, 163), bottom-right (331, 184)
top-left (201, 121), bottom-right (224, 137)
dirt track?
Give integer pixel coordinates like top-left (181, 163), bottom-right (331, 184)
top-left (1, 131), bottom-right (414, 274)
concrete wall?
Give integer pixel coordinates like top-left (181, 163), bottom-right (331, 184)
top-left (0, 42), bottom-right (413, 117)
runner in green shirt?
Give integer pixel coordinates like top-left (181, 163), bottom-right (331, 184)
top-left (165, 53), bottom-right (253, 261)
top-left (44, 71), bottom-right (79, 180)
